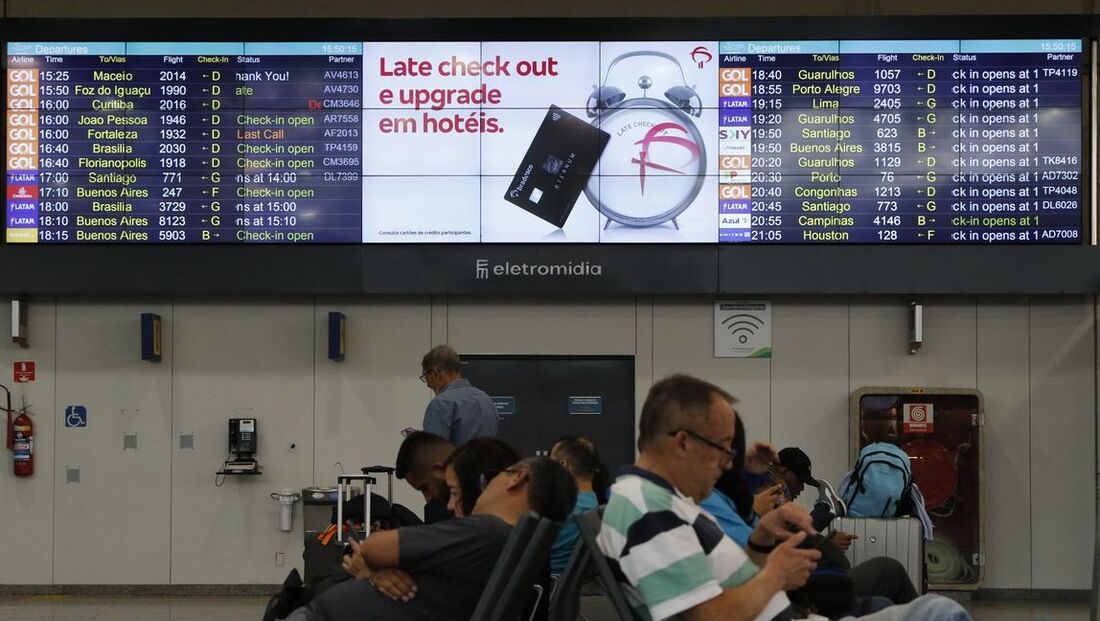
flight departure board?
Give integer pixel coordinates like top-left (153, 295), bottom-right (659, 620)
top-left (3, 39), bottom-right (1085, 244)
top-left (716, 40), bottom-right (1084, 243)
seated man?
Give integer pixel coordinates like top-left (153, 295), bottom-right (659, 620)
top-left (285, 454), bottom-right (577, 621)
top-left (547, 436), bottom-right (606, 574)
top-left (598, 374), bottom-right (971, 621)
top-left (394, 431), bottom-right (455, 523)
top-left (768, 445), bottom-right (933, 545)
top-left (705, 441), bottom-right (918, 610)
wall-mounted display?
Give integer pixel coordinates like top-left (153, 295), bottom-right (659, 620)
top-left (3, 37), bottom-right (1084, 245)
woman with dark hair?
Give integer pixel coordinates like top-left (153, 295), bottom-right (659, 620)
top-left (442, 437), bottom-right (522, 517)
top-left (701, 416), bottom-right (782, 547)
top-left (443, 438), bottom-right (562, 621)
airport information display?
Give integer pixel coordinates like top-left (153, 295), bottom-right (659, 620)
top-left (3, 39), bottom-right (1084, 244)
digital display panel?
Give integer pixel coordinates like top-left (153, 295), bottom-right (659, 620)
top-left (3, 39), bottom-right (1084, 244)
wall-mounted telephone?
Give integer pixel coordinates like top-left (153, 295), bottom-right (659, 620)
top-left (229, 418), bottom-right (257, 461)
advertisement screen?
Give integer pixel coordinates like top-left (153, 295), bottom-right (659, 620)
top-left (3, 39), bottom-right (1084, 244)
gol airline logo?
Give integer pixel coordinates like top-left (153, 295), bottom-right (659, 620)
top-left (720, 68), bottom-right (750, 82)
top-left (719, 184), bottom-right (751, 200)
top-left (631, 123), bottom-right (701, 195)
top-left (721, 155), bottom-right (750, 170)
top-left (7, 69), bottom-right (38, 110)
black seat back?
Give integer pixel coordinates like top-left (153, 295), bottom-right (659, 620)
top-left (547, 539), bottom-right (592, 621)
top-left (469, 513), bottom-right (542, 621)
top-left (575, 509), bottom-right (639, 621)
top-left (483, 516), bottom-right (561, 621)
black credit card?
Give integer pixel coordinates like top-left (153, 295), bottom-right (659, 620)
top-left (503, 105), bottom-right (610, 228)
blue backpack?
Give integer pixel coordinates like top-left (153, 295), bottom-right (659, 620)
top-left (842, 443), bottom-right (913, 518)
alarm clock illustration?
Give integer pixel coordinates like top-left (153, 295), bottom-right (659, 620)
top-left (584, 50), bottom-right (708, 229)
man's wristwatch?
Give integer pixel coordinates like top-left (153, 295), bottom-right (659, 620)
top-left (747, 538), bottom-right (777, 553)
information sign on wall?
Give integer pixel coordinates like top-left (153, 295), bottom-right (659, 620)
top-left (715, 300), bottom-right (772, 358)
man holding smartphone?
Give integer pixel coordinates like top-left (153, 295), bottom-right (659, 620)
top-left (596, 374), bottom-right (970, 621)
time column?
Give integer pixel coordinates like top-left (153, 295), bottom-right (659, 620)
top-left (35, 58), bottom-right (76, 242)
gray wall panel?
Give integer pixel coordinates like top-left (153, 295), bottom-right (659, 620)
top-left (53, 301), bottom-right (173, 584)
top-left (313, 297), bottom-right (432, 520)
top-left (0, 298), bottom-right (56, 584)
top-left (976, 301), bottom-right (1032, 589)
top-left (849, 298), bottom-right (978, 390)
top-left (447, 296), bottom-right (637, 356)
top-left (170, 301), bottom-right (314, 584)
top-left (1029, 298), bottom-right (1096, 589)
top-left (770, 299), bottom-right (851, 490)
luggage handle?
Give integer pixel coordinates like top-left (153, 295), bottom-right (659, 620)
top-left (361, 465), bottom-right (395, 507)
top-left (336, 474), bottom-right (377, 544)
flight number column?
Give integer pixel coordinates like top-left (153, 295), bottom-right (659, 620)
top-left (841, 41), bottom-right (959, 243)
top-left (123, 42), bottom-right (243, 243)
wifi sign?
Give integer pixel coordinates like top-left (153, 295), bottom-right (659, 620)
top-left (714, 300), bottom-right (772, 358)
top-left (722, 313), bottom-right (763, 344)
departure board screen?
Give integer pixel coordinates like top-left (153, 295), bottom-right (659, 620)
top-left (3, 39), bottom-right (1085, 244)
top-left (716, 40), bottom-right (1084, 243)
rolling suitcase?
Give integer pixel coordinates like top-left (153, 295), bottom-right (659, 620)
top-left (832, 516), bottom-right (924, 594)
top-left (303, 472), bottom-right (378, 582)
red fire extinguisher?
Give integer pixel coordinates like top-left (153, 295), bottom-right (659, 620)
top-left (12, 409), bottom-right (33, 477)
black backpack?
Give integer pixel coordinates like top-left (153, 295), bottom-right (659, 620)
top-left (262, 568), bottom-right (352, 621)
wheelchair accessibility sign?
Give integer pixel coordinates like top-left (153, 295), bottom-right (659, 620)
top-left (65, 405), bottom-right (88, 428)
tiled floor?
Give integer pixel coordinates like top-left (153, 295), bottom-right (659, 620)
top-left (0, 595), bottom-right (1089, 620)
top-left (0, 596), bottom-right (270, 620)
top-left (577, 597), bottom-right (1092, 620)
top-left (962, 601), bottom-right (1089, 621)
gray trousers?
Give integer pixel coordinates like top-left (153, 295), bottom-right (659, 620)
top-left (284, 581), bottom-right (968, 621)
top-left (839, 594), bottom-right (971, 621)
top-left (849, 556), bottom-right (920, 605)
top-left (282, 607), bottom-right (311, 621)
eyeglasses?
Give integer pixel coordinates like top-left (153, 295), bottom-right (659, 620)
top-left (668, 428), bottom-right (738, 463)
top-left (479, 467), bottom-right (523, 491)
top-left (418, 368), bottom-right (438, 383)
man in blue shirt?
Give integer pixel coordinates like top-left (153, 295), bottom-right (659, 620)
top-left (547, 436), bottom-right (604, 574)
top-left (420, 344), bottom-right (498, 446)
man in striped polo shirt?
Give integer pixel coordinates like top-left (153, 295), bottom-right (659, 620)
top-left (597, 374), bottom-right (971, 621)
